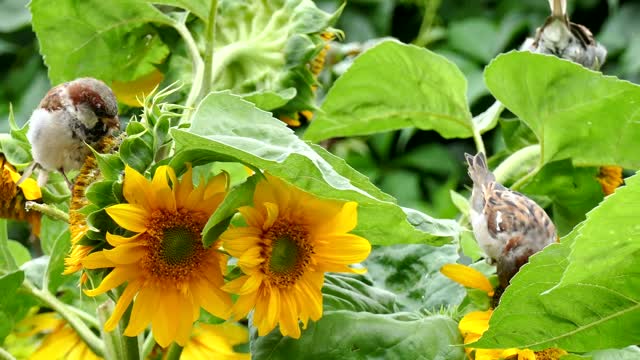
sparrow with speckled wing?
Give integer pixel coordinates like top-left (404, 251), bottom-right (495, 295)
top-left (522, 0), bottom-right (606, 70)
top-left (21, 78), bottom-right (120, 186)
top-left (465, 152), bottom-right (557, 291)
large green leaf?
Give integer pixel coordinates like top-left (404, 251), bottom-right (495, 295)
top-left (304, 41), bottom-right (473, 142)
top-left (364, 244), bottom-right (465, 311)
top-left (172, 92), bottom-right (461, 245)
top-left (475, 172), bottom-right (640, 352)
top-left (30, 0), bottom-right (172, 84)
top-left (251, 312), bottom-right (464, 360)
top-left (485, 51), bottom-right (640, 168)
top-left (519, 160), bottom-right (604, 235)
top-left (322, 273), bottom-right (398, 314)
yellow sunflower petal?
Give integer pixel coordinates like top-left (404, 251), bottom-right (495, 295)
top-left (104, 279), bottom-right (143, 331)
top-left (204, 172), bottom-right (229, 198)
top-left (151, 165), bottom-right (177, 211)
top-left (238, 206), bottom-right (265, 230)
top-left (231, 288), bottom-right (260, 320)
top-left (192, 276), bottom-right (232, 320)
top-left (123, 165), bottom-right (154, 210)
top-left (106, 231), bottom-right (142, 246)
top-left (314, 233), bottom-right (371, 265)
top-left (221, 228), bottom-right (261, 255)
top-left (83, 266), bottom-right (133, 296)
top-left (105, 204), bottom-right (148, 232)
top-left (458, 310), bottom-right (493, 336)
top-left (153, 288), bottom-right (181, 348)
top-left (174, 164), bottom-right (194, 207)
top-left (441, 264), bottom-right (495, 296)
top-left (124, 286), bottom-right (159, 336)
top-left (81, 251), bottom-right (114, 269)
top-left (237, 246), bottom-right (263, 269)
top-left (103, 243), bottom-right (146, 264)
top-left (17, 178), bottom-right (42, 200)
top-left (175, 294), bottom-right (196, 346)
top-left (314, 201), bottom-right (359, 234)
top-left (262, 202), bottom-right (279, 230)
top-left (296, 273), bottom-right (324, 321)
top-left (278, 292), bottom-right (301, 339)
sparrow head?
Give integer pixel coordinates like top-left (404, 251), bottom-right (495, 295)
top-left (66, 78), bottom-right (120, 135)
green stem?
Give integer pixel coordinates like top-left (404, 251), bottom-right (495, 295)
top-left (165, 343), bottom-right (184, 360)
top-left (413, 0), bottom-right (442, 47)
top-left (141, 331), bottom-right (156, 359)
top-left (493, 144), bottom-right (541, 189)
top-left (67, 305), bottom-right (101, 329)
top-left (173, 17), bottom-right (204, 123)
top-left (23, 281), bottom-right (105, 357)
top-left (25, 201), bottom-right (69, 223)
top-left (199, 0), bottom-right (219, 101)
top-left (472, 126), bottom-right (486, 155)
top-left (97, 298), bottom-right (140, 360)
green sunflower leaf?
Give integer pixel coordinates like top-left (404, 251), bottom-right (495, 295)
top-left (322, 273), bottom-right (398, 314)
top-left (251, 312), bottom-right (464, 360)
top-left (364, 244), bottom-right (465, 311)
top-left (30, 0), bottom-right (172, 84)
top-left (304, 41), bottom-right (473, 142)
top-left (173, 91), bottom-right (461, 245)
top-left (202, 174), bottom-right (262, 247)
top-left (474, 171), bottom-right (640, 352)
top-left (485, 51), bottom-right (640, 168)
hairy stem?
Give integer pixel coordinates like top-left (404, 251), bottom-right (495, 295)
top-left (23, 281), bottom-right (105, 357)
top-left (413, 0), bottom-right (442, 47)
top-left (173, 17), bottom-right (204, 124)
top-left (25, 201), bottom-right (69, 223)
top-left (472, 126), bottom-right (486, 155)
top-left (493, 145), bottom-right (542, 188)
top-left (199, 0), bottom-right (219, 101)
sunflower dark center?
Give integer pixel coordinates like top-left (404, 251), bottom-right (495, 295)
top-left (143, 209), bottom-right (210, 281)
top-left (161, 226), bottom-right (198, 265)
top-left (262, 220), bottom-right (313, 288)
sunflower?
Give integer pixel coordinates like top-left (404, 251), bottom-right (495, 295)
top-left (0, 155), bottom-right (42, 235)
top-left (64, 135), bottom-right (121, 278)
top-left (81, 165), bottom-right (232, 347)
top-left (221, 174), bottom-right (371, 338)
top-left (441, 264), bottom-right (567, 360)
top-left (14, 312), bottom-right (101, 360)
top-left (180, 322), bottom-right (250, 360)
top-left (597, 166), bottom-right (624, 196)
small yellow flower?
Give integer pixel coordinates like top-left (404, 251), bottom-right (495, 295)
top-left (180, 323), bottom-right (250, 360)
top-left (441, 264), bottom-right (495, 297)
top-left (442, 264), bottom-right (566, 359)
top-left (222, 174), bottom-right (371, 338)
top-left (16, 312), bottom-right (101, 360)
top-left (0, 155), bottom-right (42, 235)
top-left (82, 165), bottom-right (232, 347)
top-left (597, 166), bottom-right (624, 195)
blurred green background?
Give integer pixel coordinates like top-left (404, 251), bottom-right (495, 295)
top-left (1, 0), bottom-right (636, 219)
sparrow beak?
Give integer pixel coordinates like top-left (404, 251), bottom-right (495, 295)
top-left (100, 116), bottom-right (120, 130)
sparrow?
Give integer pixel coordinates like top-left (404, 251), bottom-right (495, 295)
top-left (23, 77), bottom-right (120, 186)
top-left (465, 152), bottom-right (557, 291)
top-left (522, 0), bottom-right (607, 70)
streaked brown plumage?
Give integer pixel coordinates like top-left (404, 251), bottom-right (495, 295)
top-left (466, 152), bottom-right (556, 290)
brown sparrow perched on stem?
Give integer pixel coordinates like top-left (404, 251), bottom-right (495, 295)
top-left (22, 78), bottom-right (120, 186)
top-left (466, 153), bottom-right (557, 291)
top-left (522, 0), bottom-right (607, 70)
